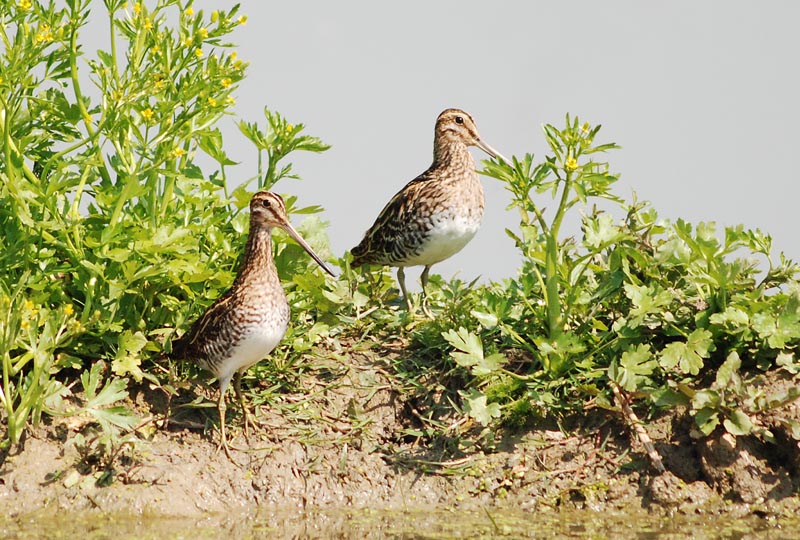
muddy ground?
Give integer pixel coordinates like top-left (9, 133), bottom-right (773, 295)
top-left (1, 339), bottom-right (800, 519)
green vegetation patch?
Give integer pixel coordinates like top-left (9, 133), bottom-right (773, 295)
top-left (2, 1), bottom-right (799, 485)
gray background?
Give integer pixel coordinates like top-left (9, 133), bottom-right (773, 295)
top-left (96, 2), bottom-right (800, 286)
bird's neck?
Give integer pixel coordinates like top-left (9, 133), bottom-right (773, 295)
top-left (432, 140), bottom-right (475, 173)
top-left (233, 223), bottom-right (278, 286)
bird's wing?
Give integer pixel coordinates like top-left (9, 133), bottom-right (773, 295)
top-left (351, 171), bottom-right (435, 265)
top-left (172, 289), bottom-right (238, 359)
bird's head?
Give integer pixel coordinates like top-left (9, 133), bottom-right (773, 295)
top-left (249, 191), bottom-right (336, 277)
top-left (434, 108), bottom-right (508, 163)
top-left (250, 190), bottom-right (289, 229)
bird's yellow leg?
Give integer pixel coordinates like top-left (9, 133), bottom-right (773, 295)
top-left (397, 267), bottom-right (414, 313)
top-left (420, 265), bottom-right (434, 318)
top-left (233, 370), bottom-right (256, 441)
top-left (216, 389), bottom-right (234, 460)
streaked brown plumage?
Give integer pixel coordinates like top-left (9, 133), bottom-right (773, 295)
top-left (350, 108), bottom-right (506, 314)
top-left (171, 191), bottom-right (335, 457)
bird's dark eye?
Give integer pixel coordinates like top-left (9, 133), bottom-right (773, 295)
top-left (455, 116), bottom-right (464, 124)
top-left (262, 199), bottom-right (271, 208)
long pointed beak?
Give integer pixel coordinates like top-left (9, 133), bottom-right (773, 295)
top-left (475, 138), bottom-right (510, 165)
top-left (281, 221), bottom-right (337, 277)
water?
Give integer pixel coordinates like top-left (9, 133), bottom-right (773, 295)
top-left (1, 508), bottom-right (798, 539)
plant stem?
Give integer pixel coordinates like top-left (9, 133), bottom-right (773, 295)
top-left (544, 170), bottom-right (572, 339)
top-left (68, 3), bottom-right (111, 186)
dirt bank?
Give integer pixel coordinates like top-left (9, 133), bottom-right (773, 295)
top-left (2, 341), bottom-right (800, 518)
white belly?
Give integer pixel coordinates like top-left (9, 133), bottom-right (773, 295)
top-left (216, 324), bottom-right (286, 385)
top-left (401, 215), bottom-right (480, 267)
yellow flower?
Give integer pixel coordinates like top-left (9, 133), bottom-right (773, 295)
top-left (225, 96), bottom-right (235, 106)
top-left (581, 122), bottom-right (590, 135)
top-left (211, 10), bottom-right (219, 23)
top-left (184, 7), bottom-right (194, 17)
top-left (182, 36), bottom-right (193, 47)
top-left (133, 2), bottom-right (142, 15)
top-left (565, 157), bottom-right (578, 171)
top-left (198, 27), bottom-right (208, 39)
top-left (64, 304), bottom-right (74, 316)
top-left (35, 25), bottom-right (54, 43)
top-left (144, 18), bottom-right (153, 30)
top-left (151, 44), bottom-right (160, 55)
top-left (238, 16), bottom-right (247, 25)
top-left (18, 0), bottom-right (32, 11)
top-left (230, 51), bottom-right (237, 60)
top-left (24, 299), bottom-right (34, 311)
top-left (141, 108), bottom-right (154, 121)
top-left (207, 97), bottom-right (217, 107)
top-left (220, 77), bottom-right (232, 88)
top-left (194, 48), bottom-right (203, 59)
top-left (171, 147), bottom-right (186, 159)
top-left (21, 320), bottom-right (30, 330)
top-left (286, 124), bottom-right (294, 132)
top-left (154, 78), bottom-right (166, 90)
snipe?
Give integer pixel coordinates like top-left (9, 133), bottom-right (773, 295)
top-left (171, 191), bottom-right (335, 457)
top-left (350, 108), bottom-right (506, 315)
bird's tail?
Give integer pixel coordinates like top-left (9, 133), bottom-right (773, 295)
top-left (166, 333), bottom-right (186, 361)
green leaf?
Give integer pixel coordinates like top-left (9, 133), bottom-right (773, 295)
top-left (776, 352), bottom-right (800, 374)
top-left (709, 307), bottom-right (750, 330)
top-left (614, 344), bottom-right (657, 391)
top-left (237, 120), bottom-right (268, 149)
top-left (764, 385), bottom-right (800, 410)
top-left (658, 329), bottom-right (714, 375)
top-left (695, 408), bottom-right (720, 436)
top-left (471, 310), bottom-right (499, 329)
top-left (534, 332), bottom-right (586, 373)
top-left (691, 389), bottom-right (720, 410)
top-left (651, 387), bottom-right (690, 407)
top-left (788, 420), bottom-right (800, 441)
top-left (462, 389), bottom-right (501, 426)
top-left (584, 213), bottom-right (623, 249)
top-left (87, 378), bottom-right (129, 409)
top-left (715, 352), bottom-right (742, 388)
top-left (723, 410), bottom-right (754, 436)
top-left (443, 328), bottom-right (504, 376)
top-left (92, 405), bottom-right (138, 431)
top-left (80, 361), bottom-right (103, 400)
top-left (623, 282), bottom-right (673, 324)
top-left (112, 330), bottom-right (147, 382)
top-left (198, 128), bottom-right (238, 166)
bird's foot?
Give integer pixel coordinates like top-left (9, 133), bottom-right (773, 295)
top-left (402, 292), bottom-right (415, 313)
top-left (420, 296), bottom-right (435, 318)
top-left (216, 438), bottom-right (235, 460)
top-left (241, 407), bottom-right (259, 443)
top-left (214, 426), bottom-right (237, 460)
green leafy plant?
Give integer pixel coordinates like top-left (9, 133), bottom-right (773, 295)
top-left (483, 115), bottom-right (621, 377)
top-left (238, 108), bottom-right (331, 191)
top-left (0, 278), bottom-right (79, 447)
top-left (67, 361), bottom-right (140, 478)
top-left (471, 115), bottom-right (800, 441)
top-left (0, 1), bottom-right (332, 449)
